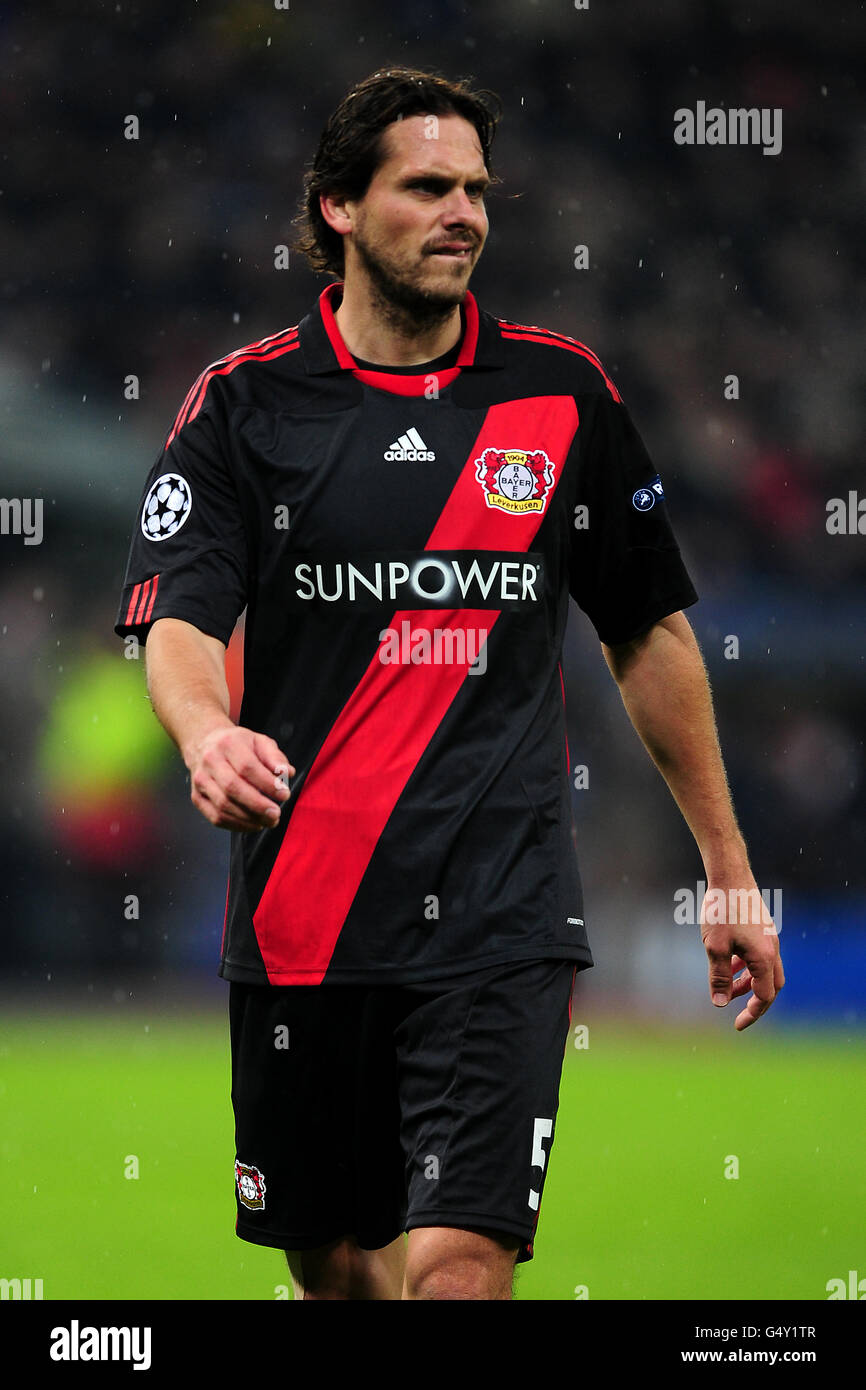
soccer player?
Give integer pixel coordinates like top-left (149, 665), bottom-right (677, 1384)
top-left (115, 67), bottom-right (784, 1300)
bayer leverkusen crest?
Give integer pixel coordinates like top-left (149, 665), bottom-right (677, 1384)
top-left (235, 1160), bottom-right (266, 1211)
top-left (475, 448), bottom-right (555, 515)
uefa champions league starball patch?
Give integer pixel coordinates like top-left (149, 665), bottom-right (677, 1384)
top-left (632, 474), bottom-right (665, 511)
top-left (235, 1160), bottom-right (266, 1211)
top-left (141, 472), bottom-right (192, 541)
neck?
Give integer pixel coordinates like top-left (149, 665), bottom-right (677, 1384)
top-left (333, 274), bottom-right (464, 366)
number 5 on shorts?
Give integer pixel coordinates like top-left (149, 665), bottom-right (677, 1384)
top-left (528, 1116), bottom-right (553, 1211)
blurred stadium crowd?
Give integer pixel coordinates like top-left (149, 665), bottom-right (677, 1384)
top-left (1, 0), bottom-right (863, 1002)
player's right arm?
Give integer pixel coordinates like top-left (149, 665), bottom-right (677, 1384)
top-left (146, 617), bottom-right (294, 832)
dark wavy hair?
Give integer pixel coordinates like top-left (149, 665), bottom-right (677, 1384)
top-left (294, 66), bottom-right (501, 277)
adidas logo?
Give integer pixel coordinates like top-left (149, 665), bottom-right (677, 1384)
top-left (384, 427), bottom-right (435, 461)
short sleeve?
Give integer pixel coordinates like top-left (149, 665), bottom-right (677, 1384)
top-left (569, 392), bottom-right (698, 645)
top-left (115, 395), bottom-right (248, 647)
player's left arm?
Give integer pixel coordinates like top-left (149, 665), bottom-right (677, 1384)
top-left (601, 609), bottom-right (784, 1031)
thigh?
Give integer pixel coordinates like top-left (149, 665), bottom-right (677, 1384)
top-left (395, 959), bottom-right (577, 1264)
top-left (229, 981), bottom-right (406, 1253)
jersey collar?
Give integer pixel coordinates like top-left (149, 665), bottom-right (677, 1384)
top-left (299, 279), bottom-right (504, 376)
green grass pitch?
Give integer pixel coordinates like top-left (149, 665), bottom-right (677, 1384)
top-left (2, 1010), bottom-right (863, 1301)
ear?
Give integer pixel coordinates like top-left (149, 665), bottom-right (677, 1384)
top-left (319, 191), bottom-right (353, 237)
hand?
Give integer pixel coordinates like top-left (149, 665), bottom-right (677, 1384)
top-left (187, 724), bottom-right (295, 831)
top-left (700, 884), bottom-right (785, 1031)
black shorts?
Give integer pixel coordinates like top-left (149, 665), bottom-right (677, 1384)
top-left (229, 957), bottom-right (577, 1264)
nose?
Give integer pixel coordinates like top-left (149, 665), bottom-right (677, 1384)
top-left (440, 187), bottom-right (486, 233)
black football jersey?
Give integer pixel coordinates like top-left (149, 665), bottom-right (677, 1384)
top-left (115, 281), bottom-right (698, 985)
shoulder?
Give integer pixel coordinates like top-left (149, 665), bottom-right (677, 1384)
top-left (164, 322), bottom-right (305, 448)
top-left (489, 309), bottom-right (622, 403)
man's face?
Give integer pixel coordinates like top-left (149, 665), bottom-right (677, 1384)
top-left (337, 112), bottom-right (490, 318)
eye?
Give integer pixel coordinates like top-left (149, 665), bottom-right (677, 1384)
top-left (410, 179), bottom-right (444, 194)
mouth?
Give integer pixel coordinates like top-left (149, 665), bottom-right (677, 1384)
top-left (428, 245), bottom-right (474, 260)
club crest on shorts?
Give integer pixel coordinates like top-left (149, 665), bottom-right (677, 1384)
top-left (475, 448), bottom-right (555, 515)
top-left (235, 1160), bottom-right (266, 1211)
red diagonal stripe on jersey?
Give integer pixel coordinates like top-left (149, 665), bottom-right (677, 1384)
top-left (252, 395), bottom-right (579, 983)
